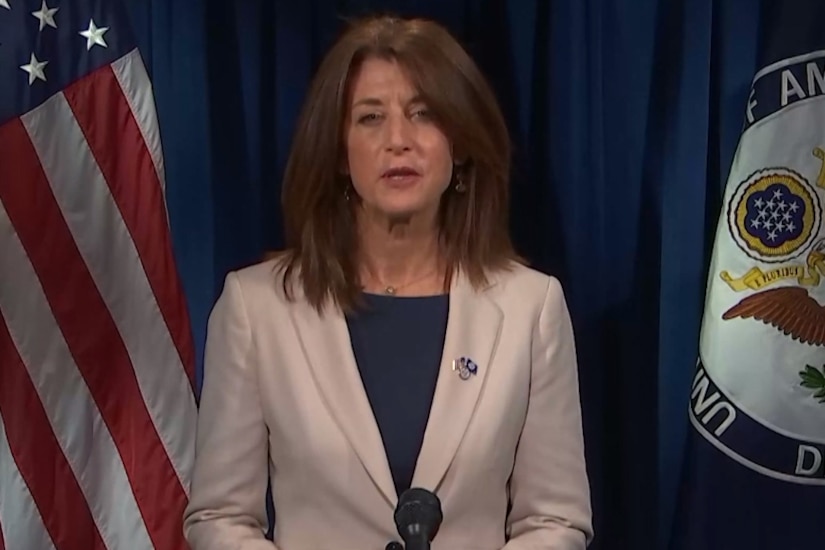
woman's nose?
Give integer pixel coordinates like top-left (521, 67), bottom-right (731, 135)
top-left (384, 115), bottom-right (413, 152)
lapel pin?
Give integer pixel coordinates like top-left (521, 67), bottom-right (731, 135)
top-left (452, 357), bottom-right (478, 380)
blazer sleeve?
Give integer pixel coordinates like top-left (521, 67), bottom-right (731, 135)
top-left (183, 272), bottom-right (278, 549)
top-left (502, 277), bottom-right (594, 549)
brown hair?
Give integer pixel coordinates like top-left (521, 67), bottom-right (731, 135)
top-left (277, 14), bottom-right (521, 313)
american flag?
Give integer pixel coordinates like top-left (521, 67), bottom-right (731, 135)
top-left (0, 1), bottom-right (197, 549)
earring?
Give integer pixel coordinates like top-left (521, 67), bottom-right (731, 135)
top-left (454, 172), bottom-right (467, 193)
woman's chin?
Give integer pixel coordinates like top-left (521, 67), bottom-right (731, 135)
top-left (362, 200), bottom-right (435, 224)
top-left (379, 207), bottom-right (419, 223)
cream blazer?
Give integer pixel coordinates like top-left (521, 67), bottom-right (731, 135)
top-left (183, 259), bottom-right (593, 549)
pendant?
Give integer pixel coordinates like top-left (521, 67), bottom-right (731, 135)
top-left (385, 286), bottom-right (396, 295)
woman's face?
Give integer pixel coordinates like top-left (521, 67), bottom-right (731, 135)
top-left (344, 57), bottom-right (454, 225)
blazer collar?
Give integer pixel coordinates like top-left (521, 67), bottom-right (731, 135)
top-left (289, 270), bottom-right (503, 507)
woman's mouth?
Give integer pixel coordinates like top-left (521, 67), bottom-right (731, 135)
top-left (382, 167), bottom-right (421, 187)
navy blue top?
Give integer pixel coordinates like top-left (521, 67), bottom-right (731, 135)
top-left (345, 293), bottom-right (449, 497)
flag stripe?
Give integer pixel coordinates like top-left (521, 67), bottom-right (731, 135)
top-left (23, 82), bottom-right (196, 500)
top-left (0, 516), bottom-right (5, 550)
top-left (0, 116), bottom-right (186, 550)
top-left (63, 62), bottom-right (196, 388)
top-left (0, 414), bottom-right (56, 550)
top-left (0, 312), bottom-right (103, 550)
top-left (0, 191), bottom-right (154, 548)
top-left (111, 49), bottom-right (167, 193)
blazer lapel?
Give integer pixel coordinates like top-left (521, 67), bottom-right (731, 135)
top-left (411, 271), bottom-right (503, 492)
top-left (288, 298), bottom-right (397, 507)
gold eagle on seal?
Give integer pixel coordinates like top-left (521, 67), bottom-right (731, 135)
top-left (722, 286), bottom-right (825, 346)
top-left (722, 241), bottom-right (825, 346)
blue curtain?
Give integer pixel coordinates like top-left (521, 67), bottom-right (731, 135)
top-left (123, 0), bottom-right (765, 547)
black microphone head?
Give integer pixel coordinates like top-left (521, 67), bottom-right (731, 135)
top-left (394, 487), bottom-right (443, 546)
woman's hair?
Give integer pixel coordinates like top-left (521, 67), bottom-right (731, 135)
top-left (278, 14), bottom-right (521, 312)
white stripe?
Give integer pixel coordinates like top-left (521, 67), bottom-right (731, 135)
top-left (21, 92), bottom-right (197, 496)
top-left (0, 199), bottom-right (154, 549)
top-left (110, 49), bottom-right (167, 194)
top-left (0, 415), bottom-right (56, 550)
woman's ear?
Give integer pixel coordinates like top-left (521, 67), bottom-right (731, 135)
top-left (338, 155), bottom-right (350, 176)
top-left (450, 142), bottom-right (468, 166)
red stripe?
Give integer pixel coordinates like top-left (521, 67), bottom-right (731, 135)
top-left (0, 117), bottom-right (188, 549)
top-left (0, 312), bottom-right (106, 550)
top-left (0, 514), bottom-right (5, 550)
top-left (63, 64), bottom-right (196, 388)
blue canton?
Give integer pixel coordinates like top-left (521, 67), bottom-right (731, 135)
top-left (0, 0), bottom-right (137, 126)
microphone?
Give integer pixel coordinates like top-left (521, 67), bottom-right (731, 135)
top-left (392, 487), bottom-right (443, 550)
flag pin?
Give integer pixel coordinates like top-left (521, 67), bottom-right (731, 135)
top-left (452, 357), bottom-right (478, 380)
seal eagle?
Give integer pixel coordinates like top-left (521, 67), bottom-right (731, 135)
top-left (722, 286), bottom-right (825, 346)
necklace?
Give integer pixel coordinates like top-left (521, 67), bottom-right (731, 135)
top-left (374, 268), bottom-right (439, 295)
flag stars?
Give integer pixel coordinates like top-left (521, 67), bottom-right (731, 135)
top-left (0, 0), bottom-right (10, 10)
top-left (32, 1), bottom-right (58, 31)
top-left (20, 52), bottom-right (48, 85)
top-left (80, 19), bottom-right (109, 50)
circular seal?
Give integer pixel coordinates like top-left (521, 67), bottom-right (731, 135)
top-left (726, 167), bottom-right (822, 263)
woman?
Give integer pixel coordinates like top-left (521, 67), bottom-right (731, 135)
top-left (183, 14), bottom-right (593, 550)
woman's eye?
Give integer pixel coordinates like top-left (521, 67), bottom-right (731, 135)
top-left (357, 113), bottom-right (381, 124)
